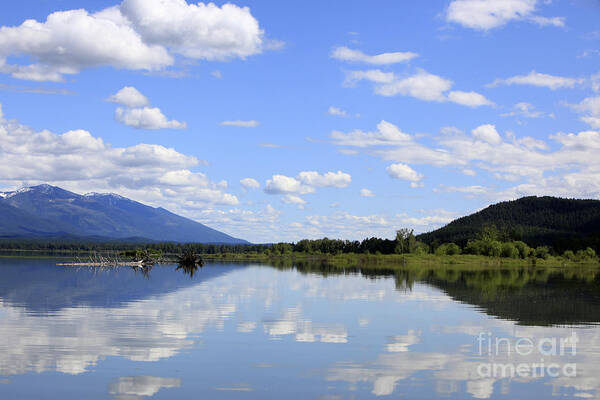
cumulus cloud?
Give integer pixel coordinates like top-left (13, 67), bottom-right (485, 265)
top-left (115, 107), bottom-right (186, 130)
top-left (219, 120), bottom-right (260, 128)
top-left (386, 163), bottom-right (424, 183)
top-left (347, 69), bottom-right (493, 107)
top-left (240, 178), bottom-right (260, 190)
top-left (330, 46), bottom-right (418, 65)
top-left (488, 71), bottom-right (582, 90)
top-left (332, 121), bottom-right (455, 166)
top-left (471, 124), bottom-right (503, 144)
top-left (264, 175), bottom-right (314, 195)
top-left (108, 86), bottom-right (186, 130)
top-left (572, 96), bottom-right (600, 129)
top-left (0, 104), bottom-right (237, 214)
top-left (360, 188), bottom-right (375, 197)
top-left (264, 171), bottom-right (351, 196)
top-left (331, 120), bottom-right (412, 147)
top-left (375, 70), bottom-right (452, 101)
top-left (107, 86), bottom-right (149, 108)
top-left (0, 0), bottom-right (271, 81)
top-left (331, 119), bottom-right (600, 201)
top-left (447, 91), bottom-right (495, 107)
top-left (297, 171), bottom-right (352, 188)
top-left (446, 0), bottom-right (564, 31)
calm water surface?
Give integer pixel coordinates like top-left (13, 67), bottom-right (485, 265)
top-left (1, 258), bottom-right (600, 399)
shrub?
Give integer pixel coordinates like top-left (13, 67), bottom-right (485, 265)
top-left (563, 250), bottom-right (575, 260)
top-left (500, 242), bottom-right (519, 258)
top-left (513, 241), bottom-right (531, 259)
top-left (414, 242), bottom-right (430, 255)
top-left (535, 246), bottom-right (551, 259)
top-left (481, 240), bottom-right (502, 257)
top-left (585, 247), bottom-right (597, 259)
top-left (435, 243), bottom-right (462, 256)
top-left (465, 240), bottom-right (484, 255)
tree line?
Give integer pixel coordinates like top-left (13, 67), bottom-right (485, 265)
top-left (0, 224), bottom-right (597, 262)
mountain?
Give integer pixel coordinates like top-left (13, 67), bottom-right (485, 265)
top-left (417, 196), bottom-right (600, 252)
top-left (0, 184), bottom-right (249, 244)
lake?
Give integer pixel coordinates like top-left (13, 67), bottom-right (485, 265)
top-left (1, 258), bottom-right (600, 399)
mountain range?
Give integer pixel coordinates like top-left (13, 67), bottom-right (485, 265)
top-left (0, 184), bottom-right (248, 244)
top-left (417, 196), bottom-right (600, 252)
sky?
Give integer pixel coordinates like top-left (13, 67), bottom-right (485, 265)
top-left (0, 0), bottom-right (599, 243)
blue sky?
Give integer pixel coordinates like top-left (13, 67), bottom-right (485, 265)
top-left (0, 0), bottom-right (599, 242)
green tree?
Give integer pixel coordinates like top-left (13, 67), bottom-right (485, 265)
top-left (500, 242), bottom-right (519, 258)
top-left (535, 246), bottom-right (551, 259)
top-left (435, 243), bottom-right (461, 256)
top-left (513, 241), bottom-right (531, 259)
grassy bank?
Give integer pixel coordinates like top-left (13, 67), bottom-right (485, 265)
top-left (202, 252), bottom-right (600, 269)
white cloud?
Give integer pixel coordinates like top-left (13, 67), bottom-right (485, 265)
top-left (264, 171), bottom-right (351, 195)
top-left (0, 104), bottom-right (237, 211)
top-left (348, 69), bottom-right (493, 107)
top-left (360, 188), bottom-right (375, 197)
top-left (295, 209), bottom-right (456, 240)
top-left (529, 15), bottom-right (565, 27)
top-left (573, 96), bottom-right (600, 116)
top-left (115, 107), bottom-right (186, 130)
top-left (446, 0), bottom-right (564, 31)
top-left (240, 178), bottom-right (260, 190)
top-left (488, 71), bottom-right (581, 90)
top-left (120, 0), bottom-right (263, 61)
top-left (328, 106), bottom-right (348, 117)
top-left (297, 171), bottom-right (352, 188)
top-left (107, 86), bottom-right (149, 108)
top-left (332, 121), bottom-right (455, 167)
top-left (211, 70), bottom-right (223, 79)
top-left (331, 119), bottom-right (600, 201)
top-left (447, 91), bottom-right (495, 107)
top-left (109, 86), bottom-right (186, 130)
top-left (386, 163), bottom-right (423, 183)
top-left (471, 124), bottom-right (502, 144)
top-left (435, 185), bottom-right (489, 195)
top-left (219, 120), bottom-right (260, 128)
top-left (572, 96), bottom-right (600, 129)
top-left (0, 8), bottom-right (172, 82)
top-left (0, 0), bottom-right (270, 81)
top-left (592, 73), bottom-right (600, 93)
top-left (331, 120), bottom-right (412, 147)
top-left (344, 69), bottom-right (396, 86)
top-left (501, 102), bottom-right (546, 118)
top-left (581, 117), bottom-right (600, 129)
top-left (331, 46), bottom-right (418, 65)
top-left (282, 194), bottom-right (307, 208)
top-left (264, 175), bottom-right (314, 195)
top-left (376, 70), bottom-right (452, 101)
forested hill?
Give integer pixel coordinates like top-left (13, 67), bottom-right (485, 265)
top-left (417, 196), bottom-right (600, 252)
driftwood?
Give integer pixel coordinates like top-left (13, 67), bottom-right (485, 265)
top-left (57, 261), bottom-right (146, 267)
top-left (57, 252), bottom-right (154, 268)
